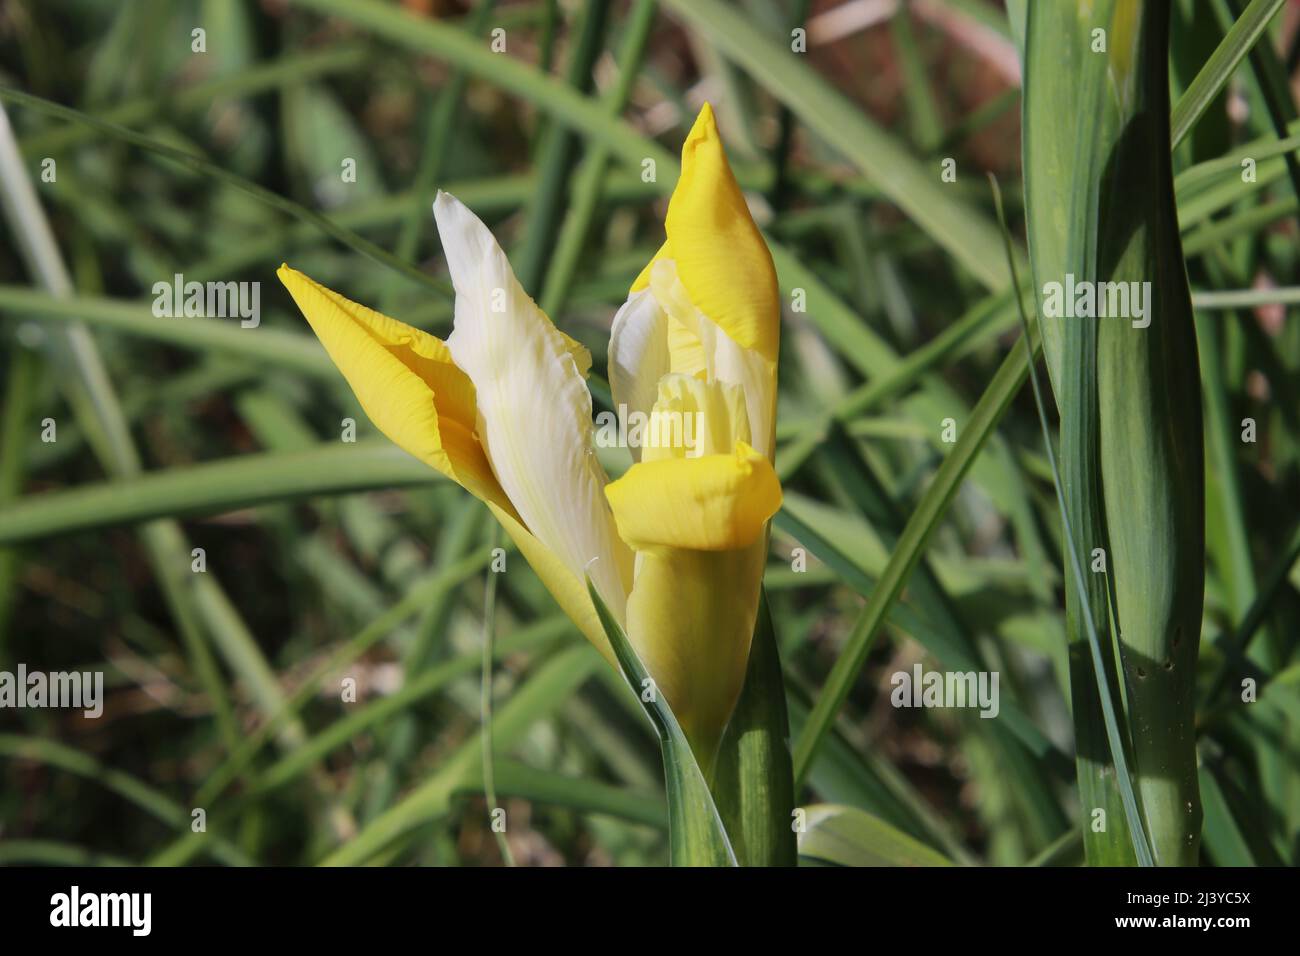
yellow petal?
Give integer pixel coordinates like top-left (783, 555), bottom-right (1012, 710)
top-left (648, 257), bottom-right (775, 458)
top-left (434, 191), bottom-right (633, 620)
top-left (605, 441), bottom-right (781, 552)
top-left (664, 103), bottom-right (780, 364)
top-left (487, 502), bottom-right (615, 663)
top-left (556, 327), bottom-right (593, 379)
top-left (623, 539), bottom-right (768, 776)
top-left (631, 240), bottom-right (669, 293)
top-left (280, 260), bottom-right (619, 668)
top-left (621, 107), bottom-right (779, 460)
top-left (607, 409), bottom-right (779, 773)
top-left (642, 373), bottom-right (749, 463)
top-left (276, 264), bottom-right (508, 510)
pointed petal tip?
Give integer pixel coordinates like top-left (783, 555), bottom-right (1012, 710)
top-left (277, 263), bottom-right (310, 296)
top-left (432, 188), bottom-right (462, 220)
top-left (685, 102), bottom-right (720, 151)
top-left (432, 190), bottom-right (487, 253)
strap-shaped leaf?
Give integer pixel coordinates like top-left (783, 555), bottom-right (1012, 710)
top-left (711, 589), bottom-right (797, 866)
top-left (798, 804), bottom-right (954, 868)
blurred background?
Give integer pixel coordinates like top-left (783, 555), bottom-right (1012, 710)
top-left (0, 0), bottom-right (1297, 866)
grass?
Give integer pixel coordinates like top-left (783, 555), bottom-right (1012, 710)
top-left (0, 0), bottom-right (1297, 867)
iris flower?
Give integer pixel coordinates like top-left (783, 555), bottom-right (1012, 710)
top-left (278, 104), bottom-right (780, 773)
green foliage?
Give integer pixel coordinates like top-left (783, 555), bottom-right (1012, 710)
top-left (0, 0), bottom-right (1295, 867)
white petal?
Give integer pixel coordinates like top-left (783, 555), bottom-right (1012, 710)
top-left (433, 191), bottom-right (632, 616)
top-left (608, 289), bottom-right (670, 462)
top-left (649, 258), bottom-right (775, 458)
top-left (699, 315), bottom-right (774, 459)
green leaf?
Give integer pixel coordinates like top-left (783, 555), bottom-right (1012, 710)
top-left (1198, 764), bottom-right (1255, 866)
top-left (797, 804), bottom-right (954, 867)
top-left (0, 442), bottom-right (436, 546)
top-left (1094, 4), bottom-right (1206, 867)
top-left (0, 285), bottom-right (335, 379)
top-left (475, 759), bottom-right (667, 831)
top-left (1020, 0), bottom-right (1148, 866)
top-left (586, 578), bottom-right (737, 866)
top-left (246, 613), bottom-right (566, 801)
top-left (288, 0), bottom-right (676, 174)
top-left (318, 644), bottom-right (603, 866)
top-left (284, 83), bottom-right (384, 207)
top-left (659, 0), bottom-right (1017, 293)
top-left (710, 589), bottom-right (797, 866)
top-left (0, 87), bottom-right (451, 297)
top-left (18, 46), bottom-right (369, 157)
top-left (1170, 0), bottom-right (1286, 148)
top-left (0, 97), bottom-right (282, 755)
top-left (0, 840), bottom-right (131, 867)
top-left (0, 734), bottom-right (253, 866)
top-left (792, 333), bottom-right (1036, 787)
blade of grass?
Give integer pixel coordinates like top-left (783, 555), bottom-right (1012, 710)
top-left (359, 504), bottom-right (486, 819)
top-left (148, 612), bottom-right (568, 867)
top-left (1206, 519), bottom-right (1300, 703)
top-left (791, 331), bottom-right (1036, 787)
top-left (512, 0), bottom-right (611, 295)
top-left (1198, 763), bottom-right (1256, 865)
top-left (1093, 3), bottom-right (1207, 866)
top-left (786, 693), bottom-right (979, 865)
top-left (0, 88), bottom-right (451, 297)
top-left (1221, 0), bottom-right (1300, 218)
top-left (479, 525), bottom-right (515, 866)
top-left (384, 0), bottom-right (497, 306)
top-left (0, 442), bottom-right (437, 546)
top-left (289, 0), bottom-right (677, 174)
top-left (1021, 0), bottom-right (1142, 866)
top-left (538, 0), bottom-right (658, 316)
top-left (891, 5), bottom-right (945, 152)
top-left (0, 734), bottom-right (253, 866)
top-left (991, 174), bottom-right (1154, 867)
top-left (765, 0), bottom-right (813, 209)
top-left (244, 616), bottom-right (570, 799)
top-left (1026, 828), bottom-right (1085, 866)
top-left (0, 102), bottom-right (244, 750)
top-left (660, 0), bottom-right (1019, 292)
top-left (318, 644), bottom-right (602, 865)
top-left (811, 423), bottom-right (1070, 840)
top-left (1170, 0), bottom-right (1286, 147)
top-left (797, 804), bottom-right (954, 867)
top-left (477, 758), bottom-right (667, 830)
top-left (1193, 286), bottom-right (1300, 308)
top-left (0, 344), bottom-right (38, 653)
top-left (0, 286), bottom-right (335, 378)
top-left (18, 46), bottom-right (369, 157)
top-left (0, 841), bottom-right (131, 867)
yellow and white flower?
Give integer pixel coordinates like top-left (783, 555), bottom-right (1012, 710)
top-left (277, 103), bottom-right (780, 772)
